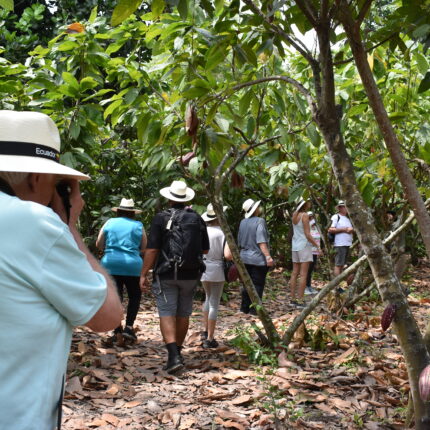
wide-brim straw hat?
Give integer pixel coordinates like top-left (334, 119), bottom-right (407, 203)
top-left (160, 180), bottom-right (195, 202)
top-left (242, 198), bottom-right (261, 219)
top-left (112, 198), bottom-right (142, 214)
top-left (0, 110), bottom-right (89, 180)
top-left (295, 199), bottom-right (308, 212)
top-left (202, 203), bottom-right (228, 222)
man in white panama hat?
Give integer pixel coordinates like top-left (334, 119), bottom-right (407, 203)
top-left (328, 200), bottom-right (354, 278)
top-left (140, 180), bottom-right (209, 374)
top-left (0, 110), bottom-right (122, 430)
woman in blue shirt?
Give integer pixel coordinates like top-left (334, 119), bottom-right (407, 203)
top-left (96, 198), bottom-right (147, 342)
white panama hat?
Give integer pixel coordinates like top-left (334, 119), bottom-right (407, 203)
top-left (242, 198), bottom-right (261, 219)
top-left (0, 110), bottom-right (89, 180)
top-left (202, 203), bottom-right (227, 222)
top-left (337, 200), bottom-right (346, 206)
top-left (295, 199), bottom-right (308, 212)
top-left (112, 198), bottom-right (142, 214)
top-left (160, 180), bottom-right (195, 202)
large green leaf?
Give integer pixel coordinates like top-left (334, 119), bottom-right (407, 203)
top-left (111, 0), bottom-right (141, 26)
top-left (418, 72), bottom-right (430, 94)
top-left (0, 0), bottom-right (13, 11)
top-left (177, 0), bottom-right (188, 20)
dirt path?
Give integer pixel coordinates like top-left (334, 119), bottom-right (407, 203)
top-left (62, 261), bottom-right (430, 429)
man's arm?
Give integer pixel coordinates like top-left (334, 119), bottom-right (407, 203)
top-left (51, 181), bottom-right (122, 332)
top-left (258, 242), bottom-right (274, 267)
top-left (140, 248), bottom-right (159, 291)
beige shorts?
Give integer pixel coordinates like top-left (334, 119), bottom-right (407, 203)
top-left (292, 246), bottom-right (313, 263)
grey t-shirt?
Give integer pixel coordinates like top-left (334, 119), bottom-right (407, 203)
top-left (238, 217), bottom-right (270, 266)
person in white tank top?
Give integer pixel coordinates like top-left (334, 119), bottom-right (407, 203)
top-left (289, 200), bottom-right (320, 307)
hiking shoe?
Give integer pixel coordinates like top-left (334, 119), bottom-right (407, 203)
top-left (122, 326), bottom-right (137, 342)
top-left (203, 339), bottom-right (219, 349)
top-left (200, 331), bottom-right (208, 340)
top-left (337, 287), bottom-right (345, 294)
top-left (304, 286), bottom-right (318, 295)
top-left (163, 356), bottom-right (184, 374)
top-left (291, 300), bottom-right (305, 309)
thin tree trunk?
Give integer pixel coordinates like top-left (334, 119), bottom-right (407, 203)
top-left (337, 1), bottom-right (430, 260)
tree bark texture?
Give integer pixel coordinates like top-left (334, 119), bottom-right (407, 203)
top-left (337, 1), bottom-right (430, 260)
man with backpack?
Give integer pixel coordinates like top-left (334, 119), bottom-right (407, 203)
top-left (140, 180), bottom-right (209, 374)
top-left (328, 200), bottom-right (354, 277)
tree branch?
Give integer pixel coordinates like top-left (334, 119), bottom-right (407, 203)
top-left (356, 0), bottom-right (373, 25)
top-left (295, 0), bottom-right (318, 26)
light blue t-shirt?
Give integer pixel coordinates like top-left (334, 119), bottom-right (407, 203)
top-left (0, 192), bottom-right (107, 430)
top-left (238, 217), bottom-right (270, 266)
top-left (100, 217), bottom-right (144, 276)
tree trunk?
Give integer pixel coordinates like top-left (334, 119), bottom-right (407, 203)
top-left (337, 2), bottom-right (430, 260)
top-left (312, 18), bottom-right (430, 428)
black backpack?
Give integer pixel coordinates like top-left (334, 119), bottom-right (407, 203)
top-left (156, 208), bottom-right (206, 278)
top-left (328, 214), bottom-right (340, 243)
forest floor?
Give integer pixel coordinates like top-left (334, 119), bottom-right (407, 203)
top-left (63, 259), bottom-right (430, 430)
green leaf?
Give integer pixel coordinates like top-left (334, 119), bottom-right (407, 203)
top-left (416, 53), bottom-right (429, 75)
top-left (205, 43), bottom-right (228, 71)
top-left (239, 90), bottom-right (253, 115)
top-left (57, 41), bottom-right (79, 51)
top-left (348, 104), bottom-right (367, 116)
top-left (418, 72), bottom-right (430, 94)
top-left (62, 72), bottom-right (79, 90)
top-left (111, 0), bottom-right (141, 26)
top-left (177, 0), bottom-right (188, 19)
top-left (0, 0), bottom-right (13, 11)
top-left (104, 99), bottom-right (123, 119)
top-left (188, 156), bottom-right (200, 175)
top-left (306, 123), bottom-right (321, 147)
top-left (89, 6), bottom-right (97, 23)
top-left (151, 0), bottom-right (165, 18)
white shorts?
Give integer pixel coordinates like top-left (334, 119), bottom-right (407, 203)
top-left (292, 246), bottom-right (313, 263)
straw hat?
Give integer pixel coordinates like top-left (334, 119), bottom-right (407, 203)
top-left (112, 198), bottom-right (142, 214)
top-left (0, 110), bottom-right (89, 180)
top-left (202, 203), bottom-right (227, 222)
top-left (160, 180), bottom-right (195, 202)
top-left (242, 198), bottom-right (261, 218)
top-left (295, 199), bottom-right (308, 212)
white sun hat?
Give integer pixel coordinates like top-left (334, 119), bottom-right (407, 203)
top-left (112, 198), bottom-right (142, 214)
top-left (202, 203), bottom-right (227, 222)
top-left (160, 180), bottom-right (195, 202)
top-left (337, 200), bottom-right (346, 206)
top-left (0, 110), bottom-right (89, 180)
top-left (295, 199), bottom-right (308, 212)
top-left (242, 198), bottom-right (261, 219)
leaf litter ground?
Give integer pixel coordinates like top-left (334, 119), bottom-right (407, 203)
top-left (63, 260), bottom-right (430, 429)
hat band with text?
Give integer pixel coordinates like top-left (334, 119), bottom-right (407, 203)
top-left (0, 141), bottom-right (60, 162)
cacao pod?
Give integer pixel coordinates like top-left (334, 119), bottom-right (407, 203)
top-left (185, 104), bottom-right (199, 136)
top-left (381, 303), bottom-right (397, 331)
top-left (227, 264), bottom-right (239, 282)
top-left (231, 171), bottom-right (244, 189)
top-left (181, 151), bottom-right (195, 166)
top-left (419, 365), bottom-right (430, 402)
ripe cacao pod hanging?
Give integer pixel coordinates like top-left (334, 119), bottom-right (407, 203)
top-left (185, 104), bottom-right (199, 137)
top-left (381, 303), bottom-right (397, 331)
top-left (227, 264), bottom-right (239, 282)
top-left (231, 171), bottom-right (244, 189)
top-left (419, 365), bottom-right (430, 402)
top-left (181, 151), bottom-right (195, 166)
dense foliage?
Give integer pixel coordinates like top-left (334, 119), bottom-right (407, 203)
top-left (0, 0), bottom-right (429, 258)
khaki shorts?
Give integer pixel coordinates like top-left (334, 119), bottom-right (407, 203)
top-left (292, 246), bottom-right (313, 263)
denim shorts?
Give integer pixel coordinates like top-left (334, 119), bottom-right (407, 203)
top-left (152, 278), bottom-right (198, 317)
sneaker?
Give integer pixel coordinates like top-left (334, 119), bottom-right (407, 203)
top-left (337, 287), bottom-right (345, 294)
top-left (305, 286), bottom-right (318, 295)
top-left (163, 355), bottom-right (184, 374)
top-left (203, 339), bottom-right (219, 349)
top-left (200, 331), bottom-right (208, 340)
top-left (122, 326), bottom-right (137, 341)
